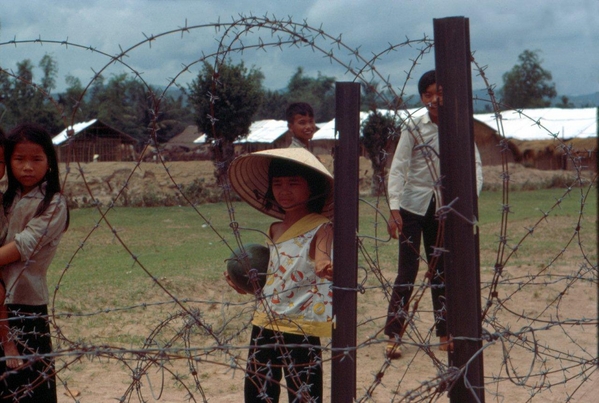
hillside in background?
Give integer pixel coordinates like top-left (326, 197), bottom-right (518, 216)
top-left (54, 86), bottom-right (597, 116)
top-left (472, 89), bottom-right (599, 112)
top-left (162, 86), bottom-right (598, 113)
top-left (565, 92), bottom-right (599, 108)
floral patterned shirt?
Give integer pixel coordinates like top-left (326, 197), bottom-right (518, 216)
top-left (252, 213), bottom-right (333, 337)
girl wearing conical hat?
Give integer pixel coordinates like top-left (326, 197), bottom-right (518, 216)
top-left (226, 148), bottom-right (333, 403)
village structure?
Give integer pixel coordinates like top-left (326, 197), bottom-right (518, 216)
top-left (52, 119), bottom-right (137, 163)
top-left (52, 107), bottom-right (597, 172)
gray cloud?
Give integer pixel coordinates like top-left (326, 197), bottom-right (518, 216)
top-left (1, 0), bottom-right (597, 96)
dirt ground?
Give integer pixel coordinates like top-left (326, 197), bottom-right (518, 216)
top-left (32, 159), bottom-right (597, 402)
top-left (53, 264), bottom-right (597, 403)
top-left (58, 157), bottom-right (587, 205)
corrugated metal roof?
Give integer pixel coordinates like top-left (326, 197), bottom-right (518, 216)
top-left (473, 108), bottom-right (596, 140)
top-left (192, 120), bottom-right (289, 144)
top-left (52, 119), bottom-right (98, 145)
top-left (181, 111), bottom-right (427, 146)
top-left (193, 134), bottom-right (207, 144)
top-left (237, 119), bottom-right (289, 143)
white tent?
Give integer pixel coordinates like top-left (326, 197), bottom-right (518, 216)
top-left (473, 108), bottom-right (597, 141)
top-left (192, 108), bottom-right (597, 146)
top-left (313, 108), bottom-right (426, 140)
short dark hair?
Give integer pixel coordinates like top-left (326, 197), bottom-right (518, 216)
top-left (285, 102), bottom-right (314, 124)
top-left (418, 70), bottom-right (436, 95)
top-left (0, 127), bottom-right (5, 147)
top-left (263, 158), bottom-right (330, 215)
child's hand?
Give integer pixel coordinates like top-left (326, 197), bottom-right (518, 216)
top-left (223, 271), bottom-right (248, 295)
top-left (315, 262), bottom-right (333, 281)
top-left (3, 341), bottom-right (23, 369)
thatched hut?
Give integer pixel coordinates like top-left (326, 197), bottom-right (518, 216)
top-left (474, 108), bottom-right (597, 171)
top-left (511, 137), bottom-right (597, 172)
top-left (164, 125), bottom-right (204, 152)
top-left (159, 125), bottom-right (211, 161)
top-left (472, 120), bottom-right (519, 165)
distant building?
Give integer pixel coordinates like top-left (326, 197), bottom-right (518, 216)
top-left (53, 119), bottom-right (137, 163)
top-left (474, 108), bottom-right (597, 171)
top-left (164, 125), bottom-right (204, 152)
top-left (164, 108), bottom-right (597, 171)
top-left (234, 120), bottom-right (291, 152)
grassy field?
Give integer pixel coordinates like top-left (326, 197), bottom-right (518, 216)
top-left (49, 187), bottom-right (596, 330)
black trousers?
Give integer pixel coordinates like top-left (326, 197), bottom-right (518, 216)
top-left (244, 326), bottom-right (323, 403)
top-left (0, 304), bottom-right (57, 403)
top-left (385, 198), bottom-right (448, 339)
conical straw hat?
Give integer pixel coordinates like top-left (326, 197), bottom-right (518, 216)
top-left (228, 148), bottom-right (334, 220)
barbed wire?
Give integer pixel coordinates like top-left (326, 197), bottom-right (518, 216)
top-left (0, 13), bottom-right (596, 402)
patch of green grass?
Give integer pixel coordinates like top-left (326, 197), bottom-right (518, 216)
top-left (52, 203), bottom-right (267, 283)
top-left (48, 187), bottom-right (596, 344)
top-left (477, 188), bottom-right (596, 224)
top-left (50, 202), bottom-right (269, 343)
top-left (53, 188), bottom-right (596, 286)
top-left (477, 188), bottom-right (596, 267)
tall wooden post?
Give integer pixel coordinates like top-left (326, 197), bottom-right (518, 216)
top-left (331, 82), bottom-right (360, 403)
top-left (434, 17), bottom-right (486, 402)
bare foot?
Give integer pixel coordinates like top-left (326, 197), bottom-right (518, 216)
top-left (385, 339), bottom-right (402, 359)
top-left (3, 341), bottom-right (23, 369)
top-left (439, 335), bottom-right (454, 352)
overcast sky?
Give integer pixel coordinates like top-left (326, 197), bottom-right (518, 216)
top-left (1, 0), bottom-right (597, 98)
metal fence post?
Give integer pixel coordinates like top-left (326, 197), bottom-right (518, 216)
top-left (331, 82), bottom-right (360, 403)
top-left (434, 16), bottom-right (486, 402)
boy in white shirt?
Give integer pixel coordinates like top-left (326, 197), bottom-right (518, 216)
top-left (385, 70), bottom-right (482, 358)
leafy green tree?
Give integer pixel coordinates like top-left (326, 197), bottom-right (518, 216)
top-left (3, 59), bottom-right (37, 125)
top-left (79, 73), bottom-right (192, 148)
top-left (36, 54), bottom-right (63, 132)
top-left (0, 55), bottom-right (61, 133)
top-left (361, 110), bottom-right (398, 196)
top-left (501, 50), bottom-right (557, 109)
top-left (255, 89), bottom-right (289, 120)
top-left (0, 55), bottom-right (189, 143)
top-left (361, 82), bottom-right (385, 111)
top-left (39, 54), bottom-right (58, 92)
top-left (149, 89), bottom-right (193, 144)
top-left (188, 60), bottom-right (264, 181)
top-left (57, 74), bottom-right (90, 121)
top-left (88, 73), bottom-right (139, 138)
top-left (555, 95), bottom-right (574, 108)
top-left (254, 67), bottom-right (336, 122)
top-left (285, 67), bottom-right (335, 122)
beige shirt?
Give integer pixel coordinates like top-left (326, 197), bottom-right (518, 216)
top-left (289, 136), bottom-right (309, 149)
top-left (387, 113), bottom-right (483, 215)
top-left (2, 184), bottom-right (68, 305)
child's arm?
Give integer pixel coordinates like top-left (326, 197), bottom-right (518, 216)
top-left (0, 286), bottom-right (23, 369)
top-left (313, 223), bottom-right (333, 281)
top-left (9, 196), bottom-right (68, 263)
top-left (0, 241), bottom-right (21, 266)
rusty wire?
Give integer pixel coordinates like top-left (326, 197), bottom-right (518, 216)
top-left (0, 14), bottom-right (596, 402)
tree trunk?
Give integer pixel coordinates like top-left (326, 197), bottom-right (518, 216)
top-left (370, 163), bottom-right (386, 197)
top-left (211, 138), bottom-right (236, 187)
